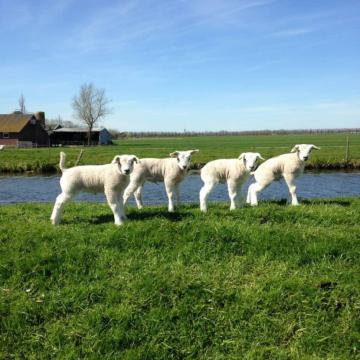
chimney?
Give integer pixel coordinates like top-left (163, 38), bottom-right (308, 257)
top-left (34, 111), bottom-right (45, 127)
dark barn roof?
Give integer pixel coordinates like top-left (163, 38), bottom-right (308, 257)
top-left (50, 126), bottom-right (112, 146)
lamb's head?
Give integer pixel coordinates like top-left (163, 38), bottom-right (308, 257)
top-left (239, 152), bottom-right (265, 172)
top-left (111, 154), bottom-right (140, 175)
top-left (169, 149), bottom-right (199, 171)
top-left (291, 144), bottom-right (320, 161)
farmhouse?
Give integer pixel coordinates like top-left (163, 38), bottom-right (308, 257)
top-left (50, 126), bottom-right (112, 146)
top-left (0, 111), bottom-right (49, 147)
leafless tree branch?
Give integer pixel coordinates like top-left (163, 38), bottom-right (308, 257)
top-left (72, 83), bottom-right (111, 145)
top-left (18, 94), bottom-right (26, 113)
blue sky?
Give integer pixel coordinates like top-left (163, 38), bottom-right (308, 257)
top-left (0, 0), bottom-right (359, 131)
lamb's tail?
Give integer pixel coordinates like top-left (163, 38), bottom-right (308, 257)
top-left (59, 152), bottom-right (67, 172)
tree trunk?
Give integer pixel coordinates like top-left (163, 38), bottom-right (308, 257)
top-left (88, 126), bottom-right (92, 146)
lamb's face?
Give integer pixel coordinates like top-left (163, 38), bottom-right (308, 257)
top-left (291, 144), bottom-right (320, 161)
top-left (112, 155), bottom-right (139, 175)
top-left (239, 152), bottom-right (264, 172)
top-left (170, 149), bottom-right (199, 171)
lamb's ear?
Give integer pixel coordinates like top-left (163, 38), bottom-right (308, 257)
top-left (238, 153), bottom-right (245, 160)
top-left (190, 149), bottom-right (199, 155)
top-left (111, 155), bottom-right (121, 164)
top-left (131, 155), bottom-right (140, 163)
top-left (311, 145), bottom-right (321, 150)
top-left (256, 153), bottom-right (265, 160)
top-left (169, 151), bottom-right (179, 158)
top-left (291, 145), bottom-right (300, 153)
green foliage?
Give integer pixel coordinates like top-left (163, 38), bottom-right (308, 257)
top-left (1, 133), bottom-right (359, 173)
top-left (1, 200), bottom-right (359, 358)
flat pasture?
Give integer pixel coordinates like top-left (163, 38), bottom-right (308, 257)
top-left (1, 200), bottom-right (359, 358)
top-left (0, 133), bottom-right (359, 173)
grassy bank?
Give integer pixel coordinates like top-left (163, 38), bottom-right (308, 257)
top-left (1, 200), bottom-right (359, 359)
top-left (0, 133), bottom-right (359, 174)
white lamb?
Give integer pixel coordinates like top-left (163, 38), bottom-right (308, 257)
top-left (51, 152), bottom-right (139, 226)
top-left (123, 150), bottom-right (199, 212)
top-left (200, 152), bottom-right (264, 212)
top-left (247, 144), bottom-right (320, 206)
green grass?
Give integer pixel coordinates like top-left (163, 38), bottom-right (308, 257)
top-left (1, 200), bottom-right (359, 359)
top-left (1, 133), bottom-right (359, 173)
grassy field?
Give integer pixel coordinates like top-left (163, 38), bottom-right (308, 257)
top-left (0, 133), bottom-right (359, 173)
top-left (1, 200), bottom-right (359, 359)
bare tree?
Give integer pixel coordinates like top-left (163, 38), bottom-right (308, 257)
top-left (62, 119), bottom-right (79, 128)
top-left (72, 83), bottom-right (111, 145)
top-left (46, 115), bottom-right (79, 131)
top-left (46, 115), bottom-right (63, 131)
top-left (18, 94), bottom-right (26, 113)
top-left (108, 128), bottom-right (127, 139)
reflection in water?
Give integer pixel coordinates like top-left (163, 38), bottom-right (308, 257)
top-left (0, 172), bottom-right (359, 205)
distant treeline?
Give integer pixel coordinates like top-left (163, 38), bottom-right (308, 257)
top-left (119, 128), bottom-right (360, 138)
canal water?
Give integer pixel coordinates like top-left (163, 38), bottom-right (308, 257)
top-left (0, 172), bottom-right (359, 205)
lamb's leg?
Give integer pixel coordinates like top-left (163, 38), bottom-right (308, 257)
top-left (134, 183), bottom-right (144, 209)
top-left (227, 180), bottom-right (239, 210)
top-left (246, 185), bottom-right (251, 204)
top-left (106, 190), bottom-right (124, 226)
top-left (165, 180), bottom-right (175, 212)
top-left (236, 183), bottom-right (245, 207)
top-left (175, 184), bottom-right (181, 206)
top-left (117, 192), bottom-right (127, 220)
top-left (123, 179), bottom-right (140, 207)
top-left (199, 181), bottom-right (216, 212)
top-left (283, 174), bottom-right (299, 206)
top-left (50, 192), bottom-right (72, 225)
top-left (118, 197), bottom-right (126, 221)
top-left (248, 181), bottom-right (268, 206)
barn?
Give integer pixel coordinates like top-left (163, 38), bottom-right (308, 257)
top-left (50, 126), bottom-right (112, 146)
top-left (0, 111), bottom-right (49, 147)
